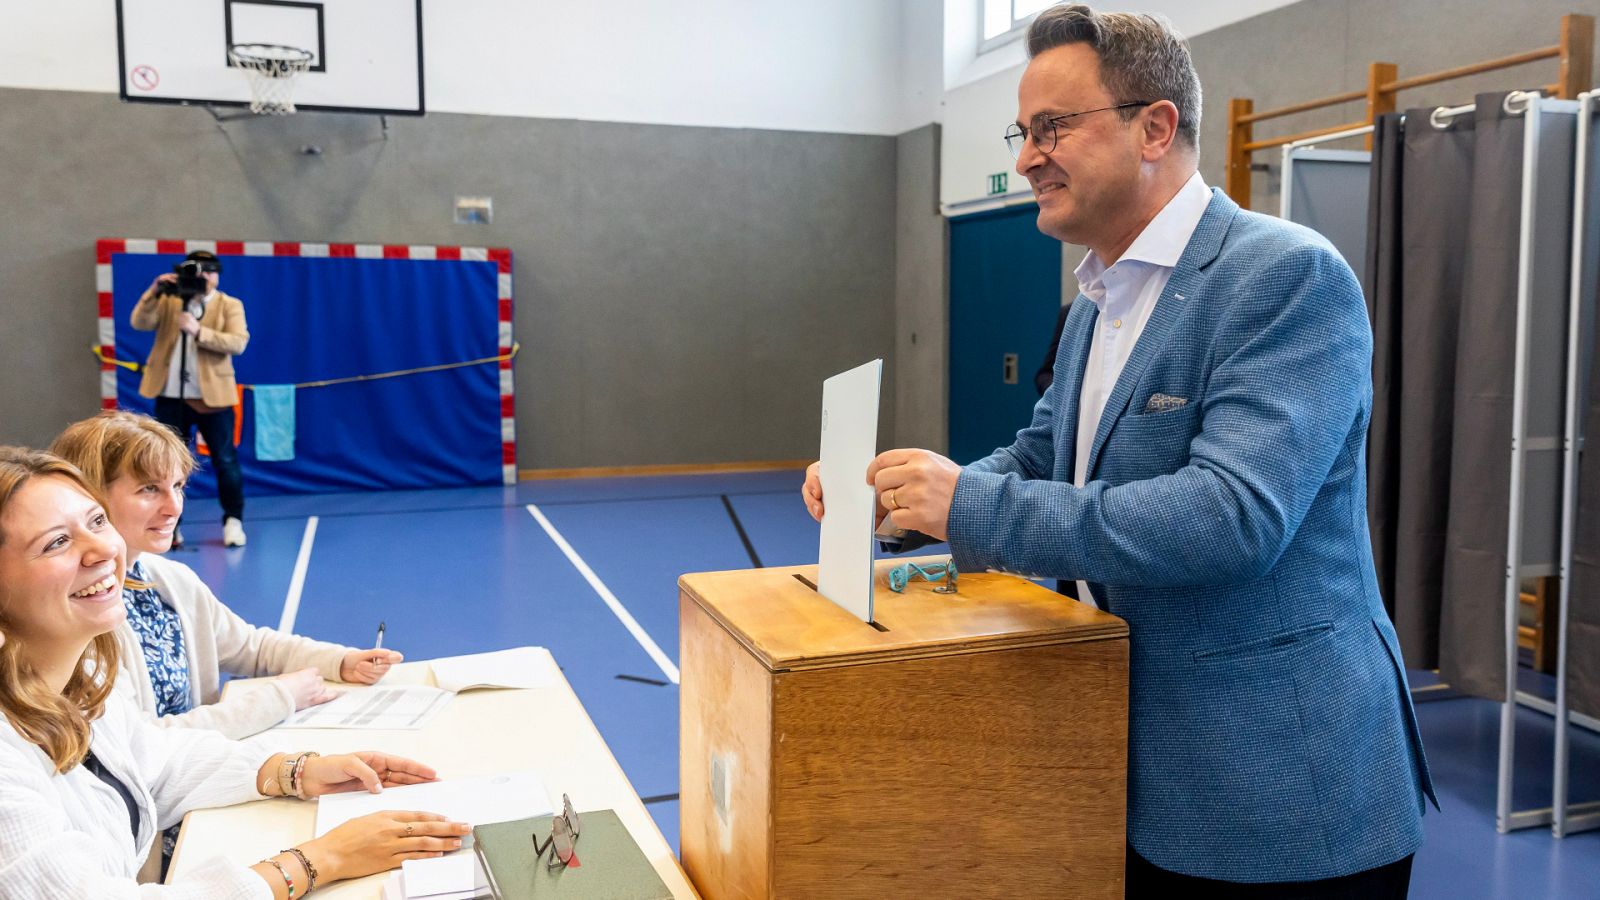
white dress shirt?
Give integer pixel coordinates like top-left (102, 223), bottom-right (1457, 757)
top-left (1070, 172), bottom-right (1211, 607)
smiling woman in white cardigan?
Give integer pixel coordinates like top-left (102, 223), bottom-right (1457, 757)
top-left (0, 447), bottom-right (468, 898)
top-left (50, 411), bottom-right (402, 741)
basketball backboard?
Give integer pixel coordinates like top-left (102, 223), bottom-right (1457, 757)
top-left (116, 0), bottom-right (424, 115)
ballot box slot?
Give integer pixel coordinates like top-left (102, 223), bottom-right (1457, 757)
top-left (791, 573), bottom-right (891, 632)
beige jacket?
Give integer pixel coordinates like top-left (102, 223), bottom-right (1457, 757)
top-left (113, 553), bottom-right (350, 741)
top-left (130, 288), bottom-right (249, 409)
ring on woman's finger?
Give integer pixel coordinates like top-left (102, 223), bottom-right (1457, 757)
top-left (404, 823), bottom-right (414, 836)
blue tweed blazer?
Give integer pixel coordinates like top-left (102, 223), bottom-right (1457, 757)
top-left (947, 189), bottom-right (1437, 883)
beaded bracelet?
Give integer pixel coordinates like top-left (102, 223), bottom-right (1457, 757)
top-left (291, 751), bottom-right (320, 800)
top-left (264, 855), bottom-right (297, 898)
top-left (285, 847), bottom-right (320, 893)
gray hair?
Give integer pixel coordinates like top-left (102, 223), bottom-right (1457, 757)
top-left (1026, 4), bottom-right (1202, 149)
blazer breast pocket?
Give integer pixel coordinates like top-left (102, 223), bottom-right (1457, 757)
top-left (1099, 403), bottom-right (1202, 484)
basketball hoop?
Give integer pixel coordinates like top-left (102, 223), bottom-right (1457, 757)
top-left (228, 43), bottom-right (313, 115)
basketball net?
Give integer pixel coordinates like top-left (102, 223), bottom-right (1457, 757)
top-left (228, 44), bottom-right (313, 115)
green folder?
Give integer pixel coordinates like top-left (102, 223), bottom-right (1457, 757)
top-left (472, 809), bottom-right (673, 900)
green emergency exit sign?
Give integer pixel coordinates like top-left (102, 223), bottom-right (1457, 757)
top-left (987, 172), bottom-right (1008, 195)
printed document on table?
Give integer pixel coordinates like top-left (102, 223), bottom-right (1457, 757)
top-left (816, 359), bottom-right (882, 623)
top-left (279, 684), bottom-right (453, 730)
top-left (428, 646), bottom-right (559, 692)
top-left (315, 770), bottom-right (553, 837)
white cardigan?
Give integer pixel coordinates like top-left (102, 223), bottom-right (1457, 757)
top-left (0, 691), bottom-right (271, 898)
top-left (114, 554), bottom-right (350, 740)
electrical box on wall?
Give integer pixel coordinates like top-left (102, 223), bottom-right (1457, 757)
top-left (454, 196), bottom-right (492, 225)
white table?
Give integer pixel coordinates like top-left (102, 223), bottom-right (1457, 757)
top-left (167, 654), bottom-right (698, 898)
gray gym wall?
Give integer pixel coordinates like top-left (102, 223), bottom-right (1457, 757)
top-left (893, 123), bottom-right (947, 453)
top-left (0, 90), bottom-right (902, 469)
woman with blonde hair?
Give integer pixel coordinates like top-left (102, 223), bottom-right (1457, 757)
top-left (0, 446), bottom-right (468, 897)
top-left (50, 410), bottom-right (400, 741)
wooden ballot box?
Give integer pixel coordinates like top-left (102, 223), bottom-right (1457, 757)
top-left (678, 558), bottom-right (1129, 899)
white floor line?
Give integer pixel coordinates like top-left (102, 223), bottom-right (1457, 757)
top-left (277, 516), bottom-right (319, 633)
top-left (525, 504), bottom-right (681, 685)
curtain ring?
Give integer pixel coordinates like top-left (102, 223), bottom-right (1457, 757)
top-left (1503, 90), bottom-right (1535, 116)
top-left (1429, 106), bottom-right (1456, 130)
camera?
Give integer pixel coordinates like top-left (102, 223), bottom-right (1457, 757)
top-left (154, 258), bottom-right (220, 300)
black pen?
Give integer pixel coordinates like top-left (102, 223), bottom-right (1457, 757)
top-left (375, 621), bottom-right (386, 650)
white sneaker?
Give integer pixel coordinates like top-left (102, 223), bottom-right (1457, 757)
top-left (223, 517), bottom-right (247, 547)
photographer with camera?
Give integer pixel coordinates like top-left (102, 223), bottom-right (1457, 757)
top-left (130, 250), bottom-right (250, 548)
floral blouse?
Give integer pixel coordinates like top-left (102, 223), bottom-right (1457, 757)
top-left (123, 560), bottom-right (192, 718)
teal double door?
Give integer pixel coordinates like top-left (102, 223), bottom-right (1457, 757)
top-left (947, 203), bottom-right (1064, 464)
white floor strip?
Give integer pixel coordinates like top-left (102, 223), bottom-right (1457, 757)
top-left (277, 516), bottom-right (319, 633)
top-left (526, 504), bottom-right (681, 685)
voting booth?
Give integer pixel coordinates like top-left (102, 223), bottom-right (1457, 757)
top-left (678, 558), bottom-right (1131, 899)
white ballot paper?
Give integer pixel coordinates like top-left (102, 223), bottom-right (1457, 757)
top-left (391, 853), bottom-right (490, 899)
top-left (428, 646), bottom-right (559, 692)
top-left (315, 770), bottom-right (553, 837)
top-left (816, 359), bottom-right (882, 622)
top-left (279, 685), bottom-right (453, 730)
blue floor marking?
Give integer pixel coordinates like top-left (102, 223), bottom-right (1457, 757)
top-left (519, 470), bottom-right (801, 506)
top-left (284, 503), bottom-right (681, 798)
top-left (646, 799), bottom-right (680, 857)
top-left (725, 492), bottom-right (820, 568)
top-left (165, 516), bottom-right (309, 629)
top-left (536, 496), bottom-right (756, 662)
top-left (229, 470), bottom-right (804, 524)
top-left (725, 492), bottom-right (954, 569)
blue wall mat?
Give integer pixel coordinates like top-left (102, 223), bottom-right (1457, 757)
top-left (947, 204), bottom-right (1063, 465)
top-left (110, 251), bottom-right (505, 496)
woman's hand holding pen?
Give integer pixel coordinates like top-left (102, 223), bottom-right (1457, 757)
top-left (340, 648), bottom-right (403, 684)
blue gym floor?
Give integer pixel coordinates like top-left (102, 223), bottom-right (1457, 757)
top-left (174, 469), bottom-right (1600, 898)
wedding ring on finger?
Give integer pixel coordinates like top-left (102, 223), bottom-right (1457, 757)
top-left (404, 823), bottom-right (414, 836)
top-left (886, 489), bottom-right (899, 510)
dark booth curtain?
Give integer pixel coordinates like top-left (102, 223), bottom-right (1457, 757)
top-left (1363, 107), bottom-right (1481, 668)
top-left (1364, 112), bottom-right (1404, 627)
top-left (1363, 94), bottom-right (1524, 697)
top-left (1435, 95), bottom-right (1529, 702)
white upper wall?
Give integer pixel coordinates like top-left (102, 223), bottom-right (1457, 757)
top-left (0, 0), bottom-right (943, 136)
top-left (944, 0), bottom-right (1306, 92)
top-left (0, 1), bottom-right (1301, 142)
top-left (423, 0), bottom-right (926, 135)
top-left (940, 0), bottom-right (1307, 209)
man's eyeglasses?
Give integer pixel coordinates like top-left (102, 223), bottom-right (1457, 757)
top-left (531, 793), bottom-right (583, 870)
top-left (1004, 101), bottom-right (1155, 159)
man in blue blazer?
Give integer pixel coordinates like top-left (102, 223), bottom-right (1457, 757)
top-left (803, 5), bottom-right (1434, 896)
